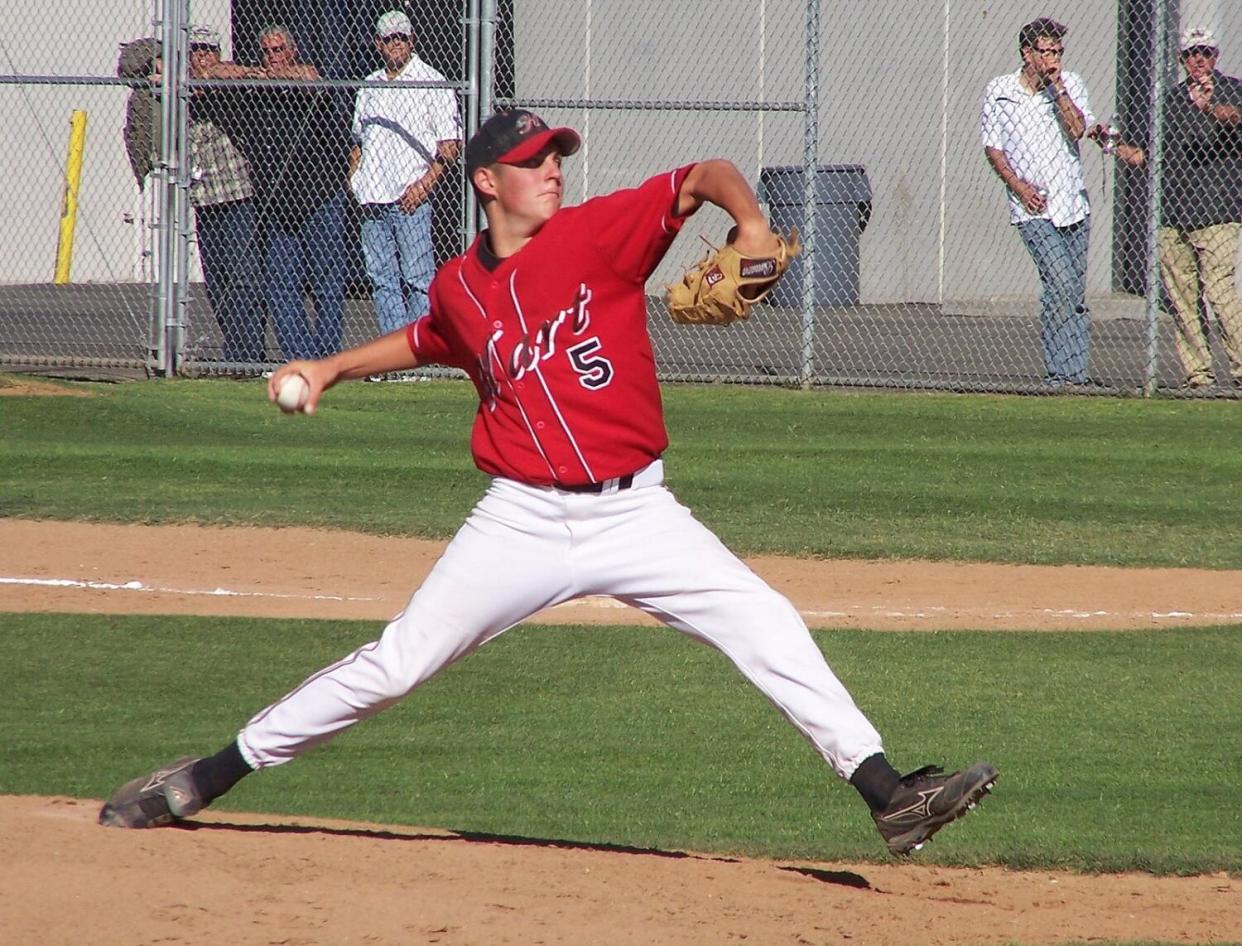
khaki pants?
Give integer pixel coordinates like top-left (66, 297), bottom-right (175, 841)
top-left (1157, 222), bottom-right (1242, 383)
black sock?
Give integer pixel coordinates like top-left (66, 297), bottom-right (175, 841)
top-left (850, 752), bottom-right (902, 812)
top-left (190, 739), bottom-right (255, 805)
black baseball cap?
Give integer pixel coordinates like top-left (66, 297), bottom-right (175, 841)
top-left (465, 109), bottom-right (581, 175)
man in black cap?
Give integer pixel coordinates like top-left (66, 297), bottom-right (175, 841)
top-left (100, 110), bottom-right (998, 858)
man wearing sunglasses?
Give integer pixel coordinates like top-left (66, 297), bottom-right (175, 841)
top-left (349, 10), bottom-right (462, 336)
top-left (981, 17), bottom-right (1096, 389)
top-left (256, 25), bottom-right (319, 81)
top-left (1155, 28), bottom-right (1242, 388)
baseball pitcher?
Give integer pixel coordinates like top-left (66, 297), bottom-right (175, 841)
top-left (100, 109), bottom-right (997, 856)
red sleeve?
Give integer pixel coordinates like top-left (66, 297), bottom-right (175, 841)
top-left (584, 163), bottom-right (697, 284)
top-left (405, 315), bottom-right (450, 364)
top-left (405, 276), bottom-right (458, 366)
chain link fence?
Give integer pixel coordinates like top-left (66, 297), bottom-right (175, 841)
top-left (2, 1), bottom-right (1240, 397)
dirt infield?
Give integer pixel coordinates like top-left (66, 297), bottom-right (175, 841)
top-left (5, 519), bottom-right (1242, 631)
top-left (2, 517), bottom-right (1240, 945)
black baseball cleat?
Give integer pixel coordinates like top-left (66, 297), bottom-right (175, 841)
top-left (98, 756), bottom-right (206, 828)
top-left (872, 761), bottom-right (998, 856)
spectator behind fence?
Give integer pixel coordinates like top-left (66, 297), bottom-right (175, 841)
top-left (240, 26), bottom-right (350, 360)
top-left (1154, 28), bottom-right (1242, 388)
top-left (981, 17), bottom-right (1096, 389)
top-left (185, 25), bottom-right (266, 364)
top-left (116, 37), bottom-right (161, 189)
top-left (350, 10), bottom-right (462, 335)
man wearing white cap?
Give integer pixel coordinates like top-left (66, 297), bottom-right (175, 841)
top-left (1156, 27), bottom-right (1242, 388)
top-left (349, 10), bottom-right (462, 335)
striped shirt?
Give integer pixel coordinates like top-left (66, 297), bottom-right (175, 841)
top-left (189, 119), bottom-right (254, 209)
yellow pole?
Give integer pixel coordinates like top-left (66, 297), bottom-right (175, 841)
top-left (54, 110), bottom-right (88, 284)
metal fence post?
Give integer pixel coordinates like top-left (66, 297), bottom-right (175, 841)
top-left (478, 0), bottom-right (495, 136)
top-left (1142, 6), bottom-right (1168, 398)
top-left (172, 0), bottom-right (191, 376)
top-left (464, 0), bottom-right (484, 246)
top-left (148, 0), bottom-right (169, 373)
top-left (467, 0), bottom-right (496, 245)
top-left (155, 0), bottom-right (186, 376)
top-left (800, 0), bottom-right (819, 390)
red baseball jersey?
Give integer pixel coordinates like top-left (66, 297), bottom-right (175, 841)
top-left (406, 164), bottom-right (696, 486)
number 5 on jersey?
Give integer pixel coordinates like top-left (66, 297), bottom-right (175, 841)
top-left (567, 337), bottom-right (614, 389)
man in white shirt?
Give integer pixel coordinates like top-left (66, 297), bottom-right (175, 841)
top-left (981, 17), bottom-right (1095, 388)
top-left (349, 10), bottom-right (462, 334)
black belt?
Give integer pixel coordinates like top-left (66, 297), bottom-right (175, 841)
top-left (557, 472), bottom-right (635, 494)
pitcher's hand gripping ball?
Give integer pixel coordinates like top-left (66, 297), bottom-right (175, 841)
top-left (275, 373), bottom-right (311, 414)
top-left (665, 228), bottom-right (800, 325)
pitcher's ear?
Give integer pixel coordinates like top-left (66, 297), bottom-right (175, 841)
top-left (472, 165), bottom-right (499, 199)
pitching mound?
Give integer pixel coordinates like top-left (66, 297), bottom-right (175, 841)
top-left (3, 795), bottom-right (1237, 945)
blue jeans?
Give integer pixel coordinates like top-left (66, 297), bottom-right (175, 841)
top-left (264, 190), bottom-right (346, 361)
top-left (360, 201), bottom-right (435, 335)
top-left (1017, 217), bottom-right (1091, 384)
top-left (196, 198), bottom-right (266, 363)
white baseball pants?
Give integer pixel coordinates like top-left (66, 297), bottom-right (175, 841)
top-left (238, 461), bottom-right (885, 780)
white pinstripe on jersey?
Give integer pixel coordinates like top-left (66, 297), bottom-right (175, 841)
top-left (454, 267), bottom-right (558, 480)
top-left (507, 268), bottom-right (595, 482)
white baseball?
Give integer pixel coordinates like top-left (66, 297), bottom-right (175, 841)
top-left (276, 373), bottom-right (310, 414)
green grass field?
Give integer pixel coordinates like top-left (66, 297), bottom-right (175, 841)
top-left (4, 613), bottom-right (1240, 874)
top-left (1, 377), bottom-right (1240, 887)
top-left (2, 376), bottom-right (1241, 565)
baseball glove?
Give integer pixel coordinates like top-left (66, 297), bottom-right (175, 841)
top-left (665, 228), bottom-right (801, 325)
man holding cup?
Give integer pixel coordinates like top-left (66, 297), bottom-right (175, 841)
top-left (981, 17), bottom-right (1096, 388)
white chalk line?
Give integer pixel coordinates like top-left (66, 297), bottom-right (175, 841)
top-left (546, 597), bottom-right (1242, 623)
top-left (0, 575), bottom-right (380, 603)
top-left (799, 605), bottom-right (1242, 622)
top-left (4, 575), bottom-right (1241, 623)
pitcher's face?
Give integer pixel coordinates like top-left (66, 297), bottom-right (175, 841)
top-left (481, 147), bottom-right (565, 230)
